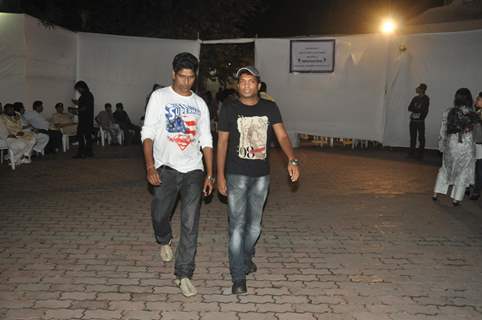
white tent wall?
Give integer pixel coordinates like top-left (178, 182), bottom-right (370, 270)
top-left (77, 33), bottom-right (200, 124)
top-left (0, 13), bottom-right (27, 105)
top-left (24, 15), bottom-right (77, 117)
top-left (383, 29), bottom-right (482, 149)
top-left (255, 35), bottom-right (390, 143)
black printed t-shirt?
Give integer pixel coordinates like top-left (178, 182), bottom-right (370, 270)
top-left (218, 98), bottom-right (283, 177)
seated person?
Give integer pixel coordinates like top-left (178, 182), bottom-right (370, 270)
top-left (96, 103), bottom-right (121, 145)
top-left (50, 102), bottom-right (77, 136)
top-left (23, 100), bottom-right (62, 153)
top-left (0, 104), bottom-right (36, 164)
top-left (113, 102), bottom-right (140, 144)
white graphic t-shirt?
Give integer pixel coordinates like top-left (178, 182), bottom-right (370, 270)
top-left (141, 86), bottom-right (212, 173)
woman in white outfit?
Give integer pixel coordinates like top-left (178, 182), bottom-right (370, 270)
top-left (433, 88), bottom-right (479, 206)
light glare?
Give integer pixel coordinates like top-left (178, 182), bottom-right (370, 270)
top-left (381, 18), bottom-right (397, 34)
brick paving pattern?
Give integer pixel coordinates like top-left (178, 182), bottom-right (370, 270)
top-left (1, 146), bottom-right (481, 320)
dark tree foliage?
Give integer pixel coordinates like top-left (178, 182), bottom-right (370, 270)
top-left (1, 0), bottom-right (265, 39)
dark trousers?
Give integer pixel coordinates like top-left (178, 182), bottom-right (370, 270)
top-left (77, 126), bottom-right (93, 156)
top-left (119, 122), bottom-right (140, 144)
top-left (47, 130), bottom-right (63, 153)
top-left (474, 159), bottom-right (482, 195)
top-left (409, 120), bottom-right (425, 156)
top-left (151, 166), bottom-right (204, 279)
top-left (39, 129), bottom-right (63, 153)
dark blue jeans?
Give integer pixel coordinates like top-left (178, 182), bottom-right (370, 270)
top-left (151, 166), bottom-right (204, 279)
top-left (474, 159), bottom-right (482, 195)
top-left (227, 174), bottom-right (270, 281)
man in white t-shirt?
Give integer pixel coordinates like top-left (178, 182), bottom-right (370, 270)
top-left (24, 101), bottom-right (63, 153)
top-left (141, 52), bottom-right (214, 297)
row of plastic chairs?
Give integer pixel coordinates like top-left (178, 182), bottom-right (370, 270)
top-left (97, 127), bottom-right (124, 146)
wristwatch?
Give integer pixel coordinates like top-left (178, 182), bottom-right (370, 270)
top-left (207, 175), bottom-right (216, 183)
top-left (288, 159), bottom-right (300, 166)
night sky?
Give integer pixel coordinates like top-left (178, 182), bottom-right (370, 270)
top-left (250, 0), bottom-right (445, 37)
top-left (2, 0), bottom-right (445, 38)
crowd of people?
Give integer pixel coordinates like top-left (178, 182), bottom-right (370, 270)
top-left (0, 81), bottom-right (142, 166)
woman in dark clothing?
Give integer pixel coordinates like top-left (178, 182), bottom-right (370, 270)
top-left (72, 81), bottom-right (94, 158)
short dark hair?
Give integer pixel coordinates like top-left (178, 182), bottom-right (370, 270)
top-left (454, 88), bottom-right (473, 108)
top-left (105, 103), bottom-right (112, 108)
top-left (172, 52), bottom-right (198, 74)
top-left (74, 80), bottom-right (89, 92)
top-left (33, 100), bottom-right (43, 110)
top-left (4, 103), bottom-right (14, 112)
top-left (115, 103), bottom-right (123, 109)
top-left (260, 82), bottom-right (267, 92)
top-left (55, 103), bottom-right (63, 109)
top-left (13, 102), bottom-right (24, 112)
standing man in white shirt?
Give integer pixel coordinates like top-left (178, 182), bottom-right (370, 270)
top-left (141, 52), bottom-right (214, 297)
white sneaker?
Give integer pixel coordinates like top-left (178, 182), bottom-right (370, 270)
top-left (21, 157), bottom-right (31, 164)
top-left (175, 277), bottom-right (197, 297)
top-left (159, 242), bottom-right (173, 262)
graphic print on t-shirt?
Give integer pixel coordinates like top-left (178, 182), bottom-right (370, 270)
top-left (237, 116), bottom-right (269, 160)
top-left (165, 103), bottom-right (200, 150)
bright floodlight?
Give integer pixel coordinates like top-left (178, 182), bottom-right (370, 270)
top-left (381, 18), bottom-right (397, 34)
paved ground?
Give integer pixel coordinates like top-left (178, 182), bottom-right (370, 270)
top-left (1, 145), bottom-right (481, 320)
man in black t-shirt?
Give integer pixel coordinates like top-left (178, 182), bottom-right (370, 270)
top-left (408, 83), bottom-right (429, 159)
top-left (217, 66), bottom-right (300, 294)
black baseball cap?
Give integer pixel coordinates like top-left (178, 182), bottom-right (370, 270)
top-left (236, 66), bottom-right (260, 79)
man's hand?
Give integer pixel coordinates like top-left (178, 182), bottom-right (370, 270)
top-left (203, 177), bottom-right (214, 197)
top-left (217, 175), bottom-right (228, 196)
top-left (288, 163), bottom-right (300, 182)
top-left (146, 167), bottom-right (161, 186)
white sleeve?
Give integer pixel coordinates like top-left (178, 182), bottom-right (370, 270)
top-left (197, 98), bottom-right (213, 149)
top-left (141, 91), bottom-right (162, 142)
top-left (438, 110), bottom-right (448, 152)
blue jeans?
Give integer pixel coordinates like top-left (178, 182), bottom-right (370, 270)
top-left (227, 174), bottom-right (270, 281)
top-left (151, 166), bottom-right (204, 279)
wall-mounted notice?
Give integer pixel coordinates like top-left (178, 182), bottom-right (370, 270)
top-left (290, 40), bottom-right (335, 73)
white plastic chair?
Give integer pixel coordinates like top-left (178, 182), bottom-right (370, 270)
top-left (60, 129), bottom-right (76, 152)
top-left (98, 127), bottom-right (123, 146)
top-left (0, 138), bottom-right (16, 170)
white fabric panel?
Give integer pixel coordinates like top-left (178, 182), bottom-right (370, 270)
top-left (24, 15), bottom-right (77, 118)
top-left (255, 35), bottom-right (389, 141)
top-left (78, 33), bottom-right (200, 124)
top-left (0, 13), bottom-right (27, 105)
top-left (383, 29), bottom-right (482, 149)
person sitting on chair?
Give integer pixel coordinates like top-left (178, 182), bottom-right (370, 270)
top-left (96, 103), bottom-right (121, 145)
top-left (50, 103), bottom-right (77, 136)
top-left (12, 102), bottom-right (49, 155)
top-left (0, 103), bottom-right (36, 164)
top-left (113, 102), bottom-right (140, 144)
top-left (24, 100), bottom-right (63, 153)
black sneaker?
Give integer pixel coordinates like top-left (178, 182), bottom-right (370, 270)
top-left (246, 260), bottom-right (257, 275)
top-left (232, 280), bottom-right (247, 294)
top-left (469, 193), bottom-right (480, 201)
